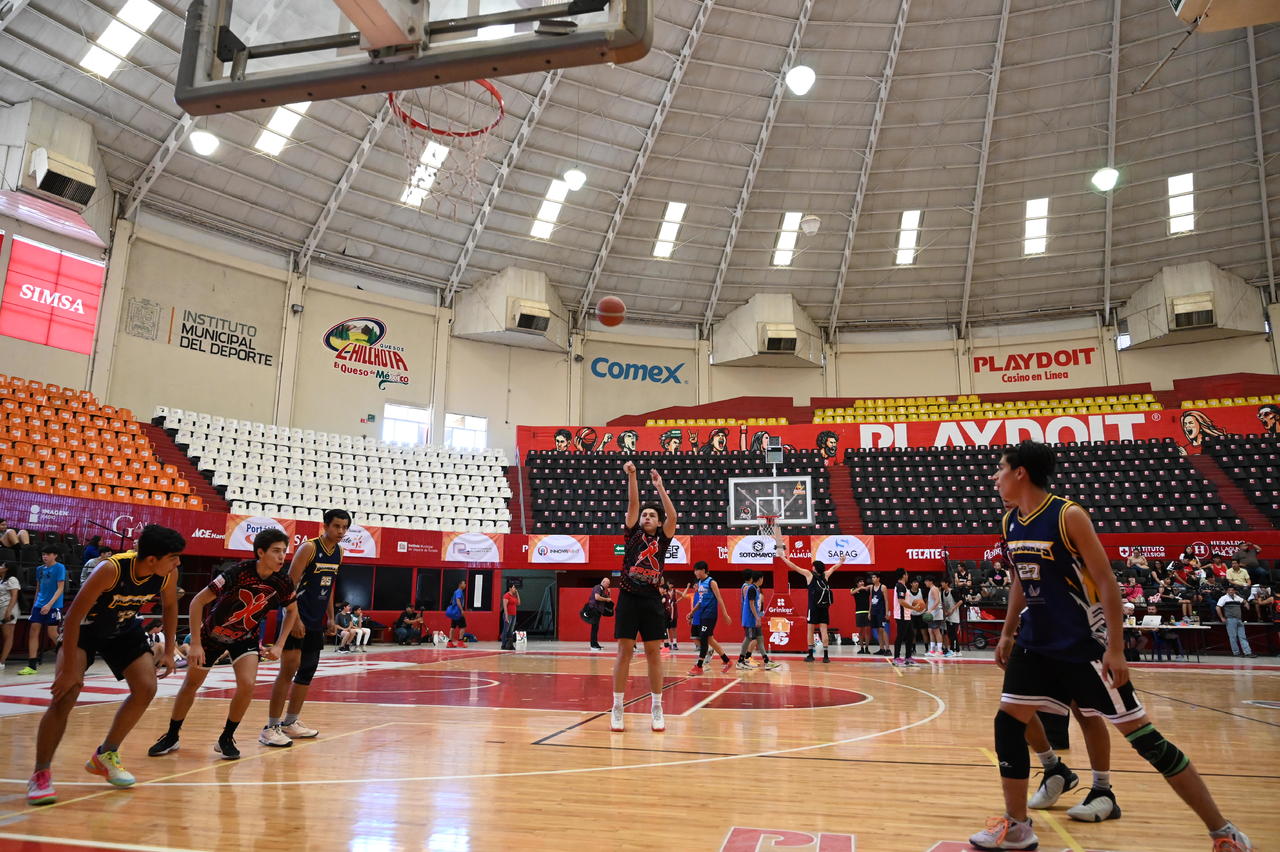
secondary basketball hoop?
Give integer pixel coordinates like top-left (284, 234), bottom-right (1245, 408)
top-left (389, 79), bottom-right (505, 214)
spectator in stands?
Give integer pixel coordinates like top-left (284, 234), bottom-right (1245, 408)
top-left (334, 603), bottom-right (356, 652)
top-left (394, 607), bottom-right (424, 645)
top-left (0, 519), bottom-right (30, 550)
top-left (1216, 586), bottom-right (1256, 658)
top-left (0, 561), bottom-right (19, 666)
top-left (1126, 552), bottom-right (1149, 574)
top-left (989, 560), bottom-right (1010, 588)
top-left (1258, 403), bottom-right (1279, 435)
top-left (349, 606), bottom-right (371, 650)
top-left (19, 546), bottom-right (67, 676)
top-left (144, 621), bottom-right (167, 664)
top-left (500, 582), bottom-right (520, 650)
top-left (1170, 572), bottom-right (1196, 619)
top-left (81, 547), bottom-right (114, 585)
top-left (1226, 561), bottom-right (1251, 590)
top-left (950, 563), bottom-right (973, 597)
top-left (1148, 559), bottom-right (1168, 584)
top-left (1122, 576), bottom-right (1145, 604)
top-left (81, 537), bottom-right (102, 564)
top-left (1233, 542), bottom-right (1263, 582)
top-left (1208, 555), bottom-right (1228, 582)
top-left (584, 577), bottom-right (612, 651)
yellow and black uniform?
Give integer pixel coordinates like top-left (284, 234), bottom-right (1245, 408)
top-left (284, 537), bottom-right (342, 685)
top-left (79, 551), bottom-right (174, 680)
top-left (999, 494), bottom-right (1144, 723)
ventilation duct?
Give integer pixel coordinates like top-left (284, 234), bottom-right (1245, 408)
top-left (508, 298), bottom-right (551, 334)
top-left (759, 323), bottom-right (798, 353)
top-left (23, 145), bottom-right (96, 209)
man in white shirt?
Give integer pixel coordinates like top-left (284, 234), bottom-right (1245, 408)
top-left (1216, 587), bottom-right (1255, 658)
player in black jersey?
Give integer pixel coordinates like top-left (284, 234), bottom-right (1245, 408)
top-left (609, 461), bottom-right (677, 733)
top-left (262, 508), bottom-right (350, 746)
top-left (148, 528), bottom-right (299, 760)
top-left (27, 525), bottom-right (185, 806)
top-left (969, 441), bottom-right (1253, 852)
top-left (778, 548), bottom-right (842, 663)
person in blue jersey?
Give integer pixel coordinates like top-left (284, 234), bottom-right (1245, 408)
top-left (608, 461), bottom-right (678, 734)
top-left (26, 525), bottom-right (185, 806)
top-left (736, 570), bottom-right (779, 671)
top-left (446, 581), bottom-right (468, 647)
top-left (968, 441), bottom-right (1253, 852)
top-left (261, 508), bottom-right (350, 748)
top-left (19, 545), bottom-right (67, 675)
top-left (687, 561), bottom-right (732, 676)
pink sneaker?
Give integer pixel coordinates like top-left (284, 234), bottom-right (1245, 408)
top-left (27, 769), bottom-right (55, 806)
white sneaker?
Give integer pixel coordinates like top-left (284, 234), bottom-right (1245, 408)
top-left (258, 725), bottom-right (294, 748)
top-left (281, 720), bottom-right (318, 739)
top-left (1066, 788), bottom-right (1120, 822)
top-left (969, 815), bottom-right (1038, 850)
top-left (651, 705), bottom-right (665, 732)
top-left (1028, 760), bottom-right (1078, 809)
top-left (609, 705), bottom-right (624, 732)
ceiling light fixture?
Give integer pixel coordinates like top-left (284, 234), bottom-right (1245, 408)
top-left (189, 130), bottom-right (220, 156)
top-left (563, 169), bottom-right (586, 191)
top-left (1091, 167), bottom-right (1119, 192)
top-left (785, 65), bottom-right (816, 96)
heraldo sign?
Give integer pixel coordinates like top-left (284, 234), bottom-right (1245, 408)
top-left (590, 357), bottom-right (684, 384)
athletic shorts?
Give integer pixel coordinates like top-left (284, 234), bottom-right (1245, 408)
top-left (77, 626), bottom-right (150, 680)
top-left (855, 612), bottom-right (870, 627)
top-left (665, 615), bottom-right (677, 629)
top-left (284, 628), bottom-right (325, 655)
top-left (743, 626), bottom-right (761, 641)
top-left (870, 611), bottom-right (887, 630)
top-left (30, 607), bottom-right (63, 626)
top-left (808, 605), bottom-right (830, 624)
top-left (196, 633), bottom-right (260, 669)
top-left (614, 591), bottom-right (666, 643)
top-left (691, 620), bottom-right (717, 639)
top-left (450, 616), bottom-right (467, 629)
top-left (1001, 645), bottom-right (1144, 724)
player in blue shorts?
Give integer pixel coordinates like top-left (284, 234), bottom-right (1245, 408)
top-left (19, 545), bottom-right (67, 675)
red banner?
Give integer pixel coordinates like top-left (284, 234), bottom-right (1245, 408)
top-left (519, 402), bottom-right (1278, 459)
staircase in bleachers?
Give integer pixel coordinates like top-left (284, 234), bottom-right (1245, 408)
top-left (1203, 435), bottom-right (1280, 528)
top-left (846, 439), bottom-right (1248, 536)
top-left (525, 450), bottom-right (839, 535)
top-left (505, 465), bottom-right (533, 535)
top-left (139, 423), bottom-right (229, 513)
top-left (153, 407), bottom-right (512, 532)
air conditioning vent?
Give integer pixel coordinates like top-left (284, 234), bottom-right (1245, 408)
top-left (1170, 292), bottom-right (1214, 330)
top-left (1173, 309), bottom-right (1214, 329)
top-left (22, 146), bottom-right (96, 210)
top-left (758, 322), bottom-right (798, 354)
top-left (507, 297), bottom-right (551, 334)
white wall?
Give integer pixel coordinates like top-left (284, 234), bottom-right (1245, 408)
top-left (1118, 333), bottom-right (1278, 388)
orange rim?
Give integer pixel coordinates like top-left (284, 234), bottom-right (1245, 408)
top-left (387, 79), bottom-right (505, 138)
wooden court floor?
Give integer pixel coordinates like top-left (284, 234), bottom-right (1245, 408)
top-left (0, 645), bottom-right (1276, 852)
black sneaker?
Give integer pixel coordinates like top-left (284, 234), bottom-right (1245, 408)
top-left (804, 651), bottom-right (814, 662)
top-left (1066, 787), bottom-right (1121, 822)
top-left (147, 731), bottom-right (180, 757)
top-left (214, 736), bottom-right (241, 760)
top-left (1028, 759), bottom-right (1078, 809)
top-left (822, 652), bottom-right (830, 663)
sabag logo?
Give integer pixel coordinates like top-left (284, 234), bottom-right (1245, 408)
top-left (590, 357), bottom-right (684, 384)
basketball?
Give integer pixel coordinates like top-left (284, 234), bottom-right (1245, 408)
top-left (596, 296), bottom-right (626, 327)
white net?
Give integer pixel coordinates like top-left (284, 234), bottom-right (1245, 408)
top-left (389, 80), bottom-right (505, 220)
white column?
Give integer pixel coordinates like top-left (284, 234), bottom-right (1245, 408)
top-left (274, 267), bottom-right (306, 425)
top-left (430, 309), bottom-right (451, 445)
top-left (88, 218), bottom-right (132, 399)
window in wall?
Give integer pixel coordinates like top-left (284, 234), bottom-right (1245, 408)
top-left (896, 210), bottom-right (921, 265)
top-left (1167, 172), bottom-right (1195, 235)
top-left (1023, 197), bottom-right (1048, 256)
top-left (382, 402), bottom-right (430, 446)
top-left (444, 413), bottom-right (487, 451)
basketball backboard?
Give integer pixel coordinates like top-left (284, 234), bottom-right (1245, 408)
top-left (727, 476), bottom-right (814, 528)
top-left (176, 0), bottom-right (653, 115)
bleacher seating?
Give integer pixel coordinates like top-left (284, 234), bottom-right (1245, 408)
top-left (815, 393), bottom-right (1160, 424)
top-left (525, 449), bottom-right (837, 535)
top-left (0, 375), bottom-right (200, 510)
top-left (1179, 395), bottom-right (1279, 409)
top-left (153, 407), bottom-right (512, 532)
top-left (1206, 434), bottom-right (1280, 522)
top-left (846, 438), bottom-right (1245, 535)
top-left (643, 417), bottom-right (788, 427)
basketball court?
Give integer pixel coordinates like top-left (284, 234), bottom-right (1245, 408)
top-left (0, 646), bottom-right (1277, 851)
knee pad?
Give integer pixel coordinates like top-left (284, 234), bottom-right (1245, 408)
top-left (293, 648), bottom-right (321, 686)
top-left (994, 710), bottom-right (1030, 779)
top-left (1126, 723), bottom-right (1190, 777)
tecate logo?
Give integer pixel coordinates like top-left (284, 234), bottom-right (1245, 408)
top-left (590, 357), bottom-right (684, 384)
top-left (907, 548), bottom-right (945, 560)
top-left (191, 529), bottom-right (221, 539)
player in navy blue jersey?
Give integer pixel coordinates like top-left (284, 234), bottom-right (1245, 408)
top-left (968, 441), bottom-right (1253, 852)
top-left (27, 525), bottom-right (185, 806)
top-left (262, 508), bottom-right (350, 747)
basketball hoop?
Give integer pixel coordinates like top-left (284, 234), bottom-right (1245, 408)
top-left (758, 514), bottom-right (780, 542)
top-left (388, 79), bottom-right (506, 216)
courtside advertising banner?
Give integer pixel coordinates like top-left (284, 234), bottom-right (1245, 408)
top-left (725, 533), bottom-right (778, 565)
top-left (443, 531), bottom-right (504, 563)
top-left (663, 534), bottom-right (691, 564)
top-left (224, 515), bottom-right (294, 552)
top-left (527, 534), bottom-right (589, 563)
top-left (340, 523), bottom-right (381, 559)
top-left (809, 534), bottom-right (875, 565)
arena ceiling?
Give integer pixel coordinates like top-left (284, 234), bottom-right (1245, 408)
top-left (1, 0), bottom-right (1277, 333)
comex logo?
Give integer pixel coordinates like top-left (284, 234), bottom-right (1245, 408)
top-left (590, 357), bottom-right (684, 384)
